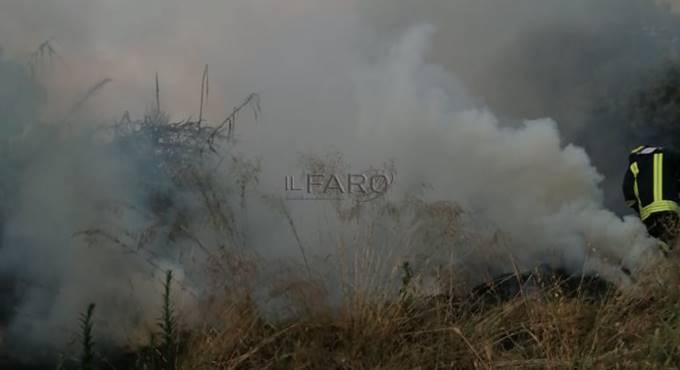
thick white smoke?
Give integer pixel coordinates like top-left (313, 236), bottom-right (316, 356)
top-left (0, 0), bottom-right (669, 357)
top-left (345, 24), bottom-right (655, 276)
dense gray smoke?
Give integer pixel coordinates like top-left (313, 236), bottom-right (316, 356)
top-left (0, 0), bottom-right (677, 359)
top-left (359, 0), bottom-right (680, 210)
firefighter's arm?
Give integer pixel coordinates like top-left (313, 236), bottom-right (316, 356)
top-left (622, 165), bottom-right (637, 210)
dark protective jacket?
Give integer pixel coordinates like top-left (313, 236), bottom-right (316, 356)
top-left (623, 145), bottom-right (680, 221)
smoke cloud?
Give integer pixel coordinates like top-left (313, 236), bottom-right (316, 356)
top-left (0, 0), bottom-right (676, 358)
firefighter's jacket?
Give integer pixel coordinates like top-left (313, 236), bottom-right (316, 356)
top-left (623, 145), bottom-right (680, 221)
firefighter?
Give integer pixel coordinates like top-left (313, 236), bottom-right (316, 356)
top-left (623, 145), bottom-right (680, 255)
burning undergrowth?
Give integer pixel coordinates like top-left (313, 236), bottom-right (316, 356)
top-left (0, 50), bottom-right (477, 366)
top-left (0, 39), bottom-right (662, 367)
top-left (0, 54), bottom-right (265, 358)
top-left (3, 1), bottom-right (680, 366)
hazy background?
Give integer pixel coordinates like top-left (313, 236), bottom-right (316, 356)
top-left (1, 0), bottom-right (679, 356)
top-left (3, 0), bottom-right (680, 208)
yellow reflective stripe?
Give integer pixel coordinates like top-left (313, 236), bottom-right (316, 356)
top-left (653, 154), bottom-right (660, 201)
top-left (640, 200), bottom-right (680, 221)
top-left (631, 145), bottom-right (645, 154)
top-left (657, 153), bottom-right (663, 200)
top-left (651, 153), bottom-right (664, 202)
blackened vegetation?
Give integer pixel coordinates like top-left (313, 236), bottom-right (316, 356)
top-left (465, 267), bottom-right (615, 353)
top-left (110, 92), bottom-right (261, 244)
top-left (102, 91), bottom-right (261, 244)
top-left (469, 265), bottom-right (615, 310)
top-left (113, 92), bottom-right (260, 184)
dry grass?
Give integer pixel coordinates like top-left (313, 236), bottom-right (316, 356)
top-left (170, 249), bottom-right (680, 370)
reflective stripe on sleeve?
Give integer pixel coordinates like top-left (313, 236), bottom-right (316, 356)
top-left (640, 200), bottom-right (680, 221)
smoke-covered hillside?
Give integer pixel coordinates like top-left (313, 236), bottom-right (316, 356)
top-left (2, 0), bottom-right (680, 368)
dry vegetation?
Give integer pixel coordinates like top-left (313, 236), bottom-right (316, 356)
top-left (7, 42), bottom-right (680, 369)
top-left (96, 64), bottom-right (680, 369)
top-left (39, 99), bottom-right (680, 369)
top-left (173, 253), bottom-right (680, 370)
